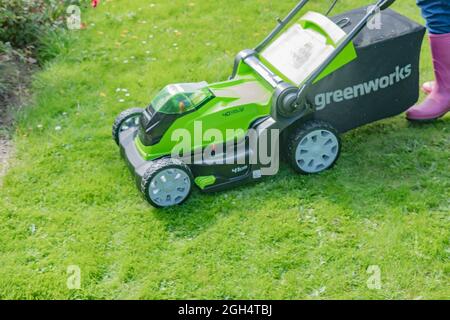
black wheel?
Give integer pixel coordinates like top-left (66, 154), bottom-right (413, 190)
top-left (141, 158), bottom-right (194, 208)
top-left (112, 108), bottom-right (143, 145)
top-left (287, 120), bottom-right (341, 174)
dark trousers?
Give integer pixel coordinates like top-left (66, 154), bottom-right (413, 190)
top-left (416, 0), bottom-right (450, 34)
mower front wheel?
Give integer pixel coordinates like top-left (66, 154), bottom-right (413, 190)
top-left (112, 108), bottom-right (144, 145)
top-left (141, 158), bottom-right (194, 208)
top-left (287, 120), bottom-right (341, 174)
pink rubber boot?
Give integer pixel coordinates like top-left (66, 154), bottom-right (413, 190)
top-left (407, 33), bottom-right (450, 121)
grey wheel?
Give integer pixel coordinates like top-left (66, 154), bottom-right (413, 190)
top-left (141, 158), bottom-right (193, 208)
top-left (112, 108), bottom-right (143, 145)
top-left (287, 120), bottom-right (341, 174)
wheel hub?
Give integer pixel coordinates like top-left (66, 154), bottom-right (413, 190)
top-left (295, 129), bottom-right (339, 173)
top-left (148, 168), bottom-right (191, 207)
top-left (120, 116), bottom-right (140, 132)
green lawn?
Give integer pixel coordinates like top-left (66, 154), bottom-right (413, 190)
top-left (0, 0), bottom-right (449, 299)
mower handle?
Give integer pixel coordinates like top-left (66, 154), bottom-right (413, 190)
top-left (254, 0), bottom-right (395, 53)
top-left (255, 0), bottom-right (310, 53)
top-left (293, 0), bottom-right (396, 108)
top-left (380, 0), bottom-right (396, 10)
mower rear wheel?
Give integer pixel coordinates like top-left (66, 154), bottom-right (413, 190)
top-left (287, 120), bottom-right (341, 174)
top-left (112, 108), bottom-right (143, 145)
top-left (141, 158), bottom-right (193, 208)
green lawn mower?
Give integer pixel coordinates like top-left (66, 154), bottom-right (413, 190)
top-left (113, 0), bottom-right (425, 208)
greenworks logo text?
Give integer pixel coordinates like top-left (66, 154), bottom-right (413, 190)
top-left (315, 64), bottom-right (412, 110)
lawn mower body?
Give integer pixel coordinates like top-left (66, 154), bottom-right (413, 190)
top-left (114, 0), bottom-right (426, 207)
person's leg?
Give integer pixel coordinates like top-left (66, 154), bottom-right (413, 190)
top-left (417, 0), bottom-right (450, 34)
top-left (416, 0), bottom-right (450, 96)
top-left (418, 0), bottom-right (449, 95)
top-left (407, 0), bottom-right (450, 120)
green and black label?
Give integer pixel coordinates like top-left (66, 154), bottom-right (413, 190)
top-left (223, 107), bottom-right (244, 117)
